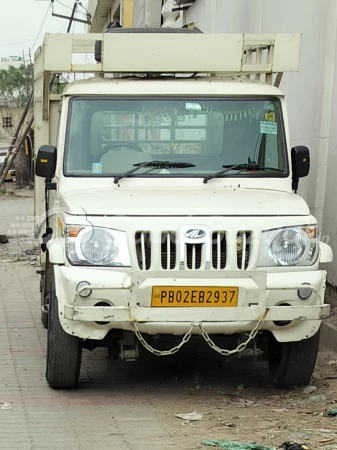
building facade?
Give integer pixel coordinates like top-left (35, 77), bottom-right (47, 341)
top-left (88, 0), bottom-right (337, 286)
top-left (0, 56), bottom-right (23, 71)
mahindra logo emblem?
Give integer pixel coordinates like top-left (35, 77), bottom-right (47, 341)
top-left (184, 229), bottom-right (206, 239)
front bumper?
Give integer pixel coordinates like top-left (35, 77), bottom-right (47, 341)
top-left (54, 266), bottom-right (330, 342)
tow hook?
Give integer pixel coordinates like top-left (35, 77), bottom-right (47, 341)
top-left (237, 333), bottom-right (263, 359)
top-left (120, 331), bottom-right (139, 361)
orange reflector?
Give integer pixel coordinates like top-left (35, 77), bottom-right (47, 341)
top-left (303, 226), bottom-right (317, 239)
top-left (40, 159), bottom-right (48, 163)
top-left (68, 226), bottom-right (83, 238)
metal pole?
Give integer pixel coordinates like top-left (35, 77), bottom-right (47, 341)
top-left (67, 2), bottom-right (78, 32)
top-left (0, 115), bottom-right (34, 188)
top-left (0, 90), bottom-right (34, 179)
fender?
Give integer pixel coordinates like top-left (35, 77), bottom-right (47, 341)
top-left (320, 242), bottom-right (333, 263)
top-left (47, 238), bottom-right (65, 264)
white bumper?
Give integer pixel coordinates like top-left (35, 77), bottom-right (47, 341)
top-left (54, 266), bottom-right (330, 342)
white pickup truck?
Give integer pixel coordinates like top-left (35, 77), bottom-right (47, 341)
top-left (34, 29), bottom-right (333, 389)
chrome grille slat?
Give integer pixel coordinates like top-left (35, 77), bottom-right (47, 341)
top-left (192, 244), bottom-right (196, 269)
top-left (186, 244), bottom-right (202, 270)
top-left (212, 232), bottom-right (226, 270)
top-left (217, 233), bottom-right (221, 270)
top-left (167, 234), bottom-right (171, 269)
top-left (141, 233), bottom-right (146, 269)
top-left (135, 231), bottom-right (151, 270)
top-left (237, 231), bottom-right (251, 270)
top-left (161, 232), bottom-right (176, 270)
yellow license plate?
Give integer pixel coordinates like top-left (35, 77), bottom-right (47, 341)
top-left (151, 286), bottom-right (238, 307)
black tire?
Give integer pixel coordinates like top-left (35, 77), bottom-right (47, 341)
top-left (268, 329), bottom-right (320, 389)
top-left (46, 280), bottom-right (82, 389)
top-left (40, 255), bottom-right (53, 329)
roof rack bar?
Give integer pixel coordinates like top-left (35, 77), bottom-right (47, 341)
top-left (34, 32), bottom-right (301, 120)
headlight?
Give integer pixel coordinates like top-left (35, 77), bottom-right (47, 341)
top-left (258, 225), bottom-right (318, 267)
top-left (66, 226), bottom-right (131, 267)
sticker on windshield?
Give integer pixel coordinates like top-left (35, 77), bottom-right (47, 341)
top-left (265, 112), bottom-right (275, 121)
top-left (92, 163), bottom-right (102, 174)
top-left (186, 102), bottom-right (201, 111)
top-left (260, 121), bottom-right (278, 135)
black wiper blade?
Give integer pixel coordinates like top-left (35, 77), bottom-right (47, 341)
top-left (203, 164), bottom-right (246, 184)
top-left (203, 163), bottom-right (283, 184)
top-left (222, 163), bottom-right (283, 172)
top-left (114, 160), bottom-right (195, 184)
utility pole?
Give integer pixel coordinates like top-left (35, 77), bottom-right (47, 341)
top-left (0, 1), bottom-right (91, 191)
top-left (67, 2), bottom-right (78, 32)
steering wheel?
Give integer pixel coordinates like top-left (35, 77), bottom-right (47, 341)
top-left (93, 141), bottom-right (144, 163)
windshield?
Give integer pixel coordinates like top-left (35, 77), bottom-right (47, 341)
top-left (65, 97), bottom-right (287, 178)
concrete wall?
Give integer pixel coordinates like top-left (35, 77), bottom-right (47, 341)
top-left (185, 0), bottom-right (337, 285)
top-left (0, 107), bottom-right (33, 144)
top-left (89, 0), bottom-right (121, 32)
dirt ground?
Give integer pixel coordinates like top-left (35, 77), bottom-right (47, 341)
top-left (117, 342), bottom-right (337, 449)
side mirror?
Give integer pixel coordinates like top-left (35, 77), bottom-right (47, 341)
top-left (291, 146), bottom-right (310, 192)
top-left (35, 145), bottom-right (57, 179)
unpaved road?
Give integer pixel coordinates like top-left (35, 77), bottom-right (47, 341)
top-left (0, 194), bottom-right (34, 236)
top-left (1, 260), bottom-right (337, 450)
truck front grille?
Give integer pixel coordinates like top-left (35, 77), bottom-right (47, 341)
top-left (135, 229), bottom-right (252, 271)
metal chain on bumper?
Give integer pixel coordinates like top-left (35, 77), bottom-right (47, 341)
top-left (132, 323), bottom-right (194, 356)
top-left (132, 310), bottom-right (268, 357)
top-left (199, 310), bottom-right (268, 356)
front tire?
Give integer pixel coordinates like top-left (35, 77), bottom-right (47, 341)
top-left (46, 280), bottom-right (82, 389)
top-left (268, 329), bottom-right (320, 389)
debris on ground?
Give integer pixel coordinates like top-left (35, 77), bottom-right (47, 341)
top-left (288, 432), bottom-right (310, 442)
top-left (279, 444), bottom-right (309, 450)
top-left (302, 386), bottom-right (317, 395)
top-left (326, 408), bottom-right (337, 416)
top-left (1, 402), bottom-right (12, 410)
top-left (24, 249), bottom-right (38, 256)
top-left (201, 440), bottom-right (275, 449)
top-left (174, 411), bottom-right (203, 422)
top-left (327, 360), bottom-right (337, 365)
top-left (308, 394), bottom-right (326, 402)
top-left (0, 235), bottom-right (9, 244)
top-left (237, 399), bottom-right (255, 407)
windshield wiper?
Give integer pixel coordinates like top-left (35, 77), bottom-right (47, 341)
top-left (114, 161), bottom-right (196, 184)
top-left (203, 163), bottom-right (283, 184)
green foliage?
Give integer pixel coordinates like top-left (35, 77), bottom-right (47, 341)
top-left (0, 65), bottom-right (69, 105)
top-left (0, 64), bottom-right (33, 106)
top-left (50, 75), bottom-right (69, 94)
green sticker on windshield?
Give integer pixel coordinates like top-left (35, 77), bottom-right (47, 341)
top-left (260, 121), bottom-right (278, 135)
